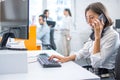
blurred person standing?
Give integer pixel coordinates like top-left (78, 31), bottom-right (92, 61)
top-left (43, 9), bottom-right (53, 21)
top-left (60, 8), bottom-right (74, 56)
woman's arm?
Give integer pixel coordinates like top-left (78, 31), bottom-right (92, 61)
top-left (49, 39), bottom-right (92, 62)
top-left (92, 19), bottom-right (104, 54)
top-left (49, 54), bottom-right (76, 63)
top-left (93, 37), bottom-right (101, 54)
top-left (90, 33), bottom-right (119, 68)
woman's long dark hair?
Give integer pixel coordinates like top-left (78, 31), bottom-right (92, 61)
top-left (64, 8), bottom-right (72, 17)
top-left (85, 2), bottom-right (113, 27)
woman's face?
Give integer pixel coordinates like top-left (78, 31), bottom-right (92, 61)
top-left (64, 10), bottom-right (68, 16)
top-left (86, 9), bottom-right (99, 28)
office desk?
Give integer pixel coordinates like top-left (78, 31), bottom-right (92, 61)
top-left (0, 50), bottom-right (100, 80)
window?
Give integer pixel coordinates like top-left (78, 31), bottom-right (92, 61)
top-left (29, 0), bottom-right (73, 28)
top-left (47, 0), bottom-right (73, 28)
top-left (29, 0), bottom-right (42, 26)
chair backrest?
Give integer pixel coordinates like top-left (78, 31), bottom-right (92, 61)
top-left (115, 46), bottom-right (120, 80)
top-left (50, 28), bottom-right (56, 50)
top-left (46, 21), bottom-right (56, 28)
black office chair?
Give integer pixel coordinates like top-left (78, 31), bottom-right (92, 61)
top-left (83, 64), bottom-right (115, 79)
top-left (49, 28), bottom-right (56, 50)
top-left (115, 46), bottom-right (120, 80)
top-left (83, 46), bottom-right (120, 80)
top-left (47, 21), bottom-right (56, 50)
top-left (83, 58), bottom-right (116, 79)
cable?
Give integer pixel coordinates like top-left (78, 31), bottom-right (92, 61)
top-left (0, 27), bottom-right (16, 47)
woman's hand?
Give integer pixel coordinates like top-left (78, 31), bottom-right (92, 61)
top-left (49, 55), bottom-right (69, 63)
top-left (92, 19), bottom-right (104, 39)
top-left (67, 36), bottom-right (71, 40)
top-left (49, 54), bottom-right (76, 63)
top-left (92, 19), bottom-right (104, 54)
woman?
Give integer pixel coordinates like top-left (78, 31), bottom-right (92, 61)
top-left (49, 2), bottom-right (120, 70)
top-left (60, 8), bottom-right (74, 56)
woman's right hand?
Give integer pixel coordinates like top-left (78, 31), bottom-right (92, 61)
top-left (49, 55), bottom-right (69, 63)
top-left (92, 19), bottom-right (104, 39)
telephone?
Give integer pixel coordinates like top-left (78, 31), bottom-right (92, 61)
top-left (98, 13), bottom-right (107, 23)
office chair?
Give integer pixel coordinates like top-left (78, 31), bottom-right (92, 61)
top-left (83, 57), bottom-right (116, 79)
top-left (83, 46), bottom-right (120, 80)
top-left (50, 28), bottom-right (56, 50)
top-left (43, 21), bottom-right (56, 50)
top-left (83, 64), bottom-right (115, 79)
top-left (115, 46), bottom-right (120, 80)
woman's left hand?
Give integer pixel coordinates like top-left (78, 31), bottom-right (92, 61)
top-left (67, 36), bottom-right (71, 40)
top-left (92, 19), bottom-right (104, 39)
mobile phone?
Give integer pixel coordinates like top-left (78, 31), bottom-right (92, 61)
top-left (98, 13), bottom-right (107, 23)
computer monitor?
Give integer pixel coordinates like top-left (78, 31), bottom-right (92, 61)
top-left (0, 0), bottom-right (29, 39)
top-left (115, 19), bottom-right (120, 29)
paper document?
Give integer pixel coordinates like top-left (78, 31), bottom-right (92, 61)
top-left (6, 38), bottom-right (26, 49)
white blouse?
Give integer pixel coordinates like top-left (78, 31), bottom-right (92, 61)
top-left (73, 26), bottom-right (120, 69)
top-left (62, 16), bottom-right (74, 31)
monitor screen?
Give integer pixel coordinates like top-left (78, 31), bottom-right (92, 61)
top-left (116, 19), bottom-right (120, 28)
top-left (0, 0), bottom-right (29, 39)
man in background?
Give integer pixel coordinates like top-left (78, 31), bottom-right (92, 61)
top-left (37, 15), bottom-right (50, 49)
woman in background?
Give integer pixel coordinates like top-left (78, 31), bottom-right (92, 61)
top-left (61, 8), bottom-right (74, 56)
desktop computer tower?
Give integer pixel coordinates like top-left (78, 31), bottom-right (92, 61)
top-left (0, 50), bottom-right (28, 74)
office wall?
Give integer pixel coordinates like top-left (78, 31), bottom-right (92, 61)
top-left (75, 0), bottom-right (120, 32)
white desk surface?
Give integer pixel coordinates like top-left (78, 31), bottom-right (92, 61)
top-left (0, 50), bottom-right (100, 80)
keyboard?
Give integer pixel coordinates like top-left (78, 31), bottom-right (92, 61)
top-left (37, 53), bottom-right (61, 68)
